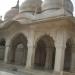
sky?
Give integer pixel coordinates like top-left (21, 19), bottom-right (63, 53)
top-left (0, 0), bottom-right (75, 19)
top-left (0, 0), bottom-right (24, 19)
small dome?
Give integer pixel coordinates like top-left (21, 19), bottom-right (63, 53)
top-left (20, 0), bottom-right (42, 13)
top-left (4, 7), bottom-right (19, 20)
top-left (64, 0), bottom-right (73, 14)
top-left (42, 0), bottom-right (60, 11)
top-left (42, 0), bottom-right (73, 15)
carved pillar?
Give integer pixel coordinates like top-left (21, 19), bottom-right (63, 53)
top-left (54, 31), bottom-right (67, 72)
top-left (25, 31), bottom-right (35, 69)
top-left (4, 38), bottom-right (11, 63)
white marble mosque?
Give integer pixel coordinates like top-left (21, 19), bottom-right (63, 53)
top-left (0, 0), bottom-right (75, 75)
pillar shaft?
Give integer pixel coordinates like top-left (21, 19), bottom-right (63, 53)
top-left (26, 44), bottom-right (34, 69)
top-left (54, 45), bottom-right (66, 72)
top-left (25, 31), bottom-right (35, 69)
top-left (4, 39), bottom-right (11, 63)
top-left (54, 31), bottom-right (67, 72)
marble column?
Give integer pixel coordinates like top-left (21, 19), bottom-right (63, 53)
top-left (25, 31), bottom-right (35, 69)
top-left (4, 39), bottom-right (11, 63)
top-left (54, 31), bottom-right (67, 72)
top-left (54, 45), bottom-right (66, 72)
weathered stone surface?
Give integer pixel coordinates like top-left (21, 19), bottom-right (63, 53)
top-left (20, 0), bottom-right (42, 13)
top-left (42, 0), bottom-right (73, 16)
top-left (4, 7), bottom-right (19, 21)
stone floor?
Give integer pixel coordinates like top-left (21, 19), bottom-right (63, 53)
top-left (0, 61), bottom-right (75, 75)
top-left (0, 61), bottom-right (53, 75)
top-left (0, 63), bottom-right (57, 75)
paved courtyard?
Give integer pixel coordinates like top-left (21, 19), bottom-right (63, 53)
top-left (0, 62), bottom-right (75, 75)
top-left (0, 61), bottom-right (53, 75)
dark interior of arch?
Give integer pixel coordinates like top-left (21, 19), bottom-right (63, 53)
top-left (64, 39), bottom-right (72, 72)
top-left (34, 40), bottom-right (46, 68)
top-left (34, 35), bottom-right (56, 70)
top-left (0, 39), bottom-right (6, 60)
top-left (8, 34), bottom-right (28, 66)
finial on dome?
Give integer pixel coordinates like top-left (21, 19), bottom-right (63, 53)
top-left (0, 16), bottom-right (2, 20)
top-left (12, 0), bottom-right (19, 11)
top-left (0, 16), bottom-right (3, 23)
top-left (16, 0), bottom-right (19, 10)
top-left (16, 0), bottom-right (19, 9)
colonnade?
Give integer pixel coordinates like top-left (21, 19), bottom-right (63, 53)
top-left (1, 31), bottom-right (74, 73)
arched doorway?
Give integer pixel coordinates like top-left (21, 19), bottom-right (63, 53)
top-left (8, 33), bottom-right (28, 66)
top-left (64, 39), bottom-right (72, 72)
top-left (34, 40), bottom-right (46, 68)
top-left (0, 39), bottom-right (6, 61)
top-left (34, 35), bottom-right (56, 70)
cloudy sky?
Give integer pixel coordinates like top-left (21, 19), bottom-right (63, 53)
top-left (0, 0), bottom-right (75, 19)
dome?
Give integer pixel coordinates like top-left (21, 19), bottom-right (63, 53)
top-left (4, 7), bottom-right (19, 20)
top-left (64, 0), bottom-right (73, 14)
top-left (20, 0), bottom-right (42, 13)
top-left (42, 0), bottom-right (73, 15)
top-left (42, 0), bottom-right (60, 11)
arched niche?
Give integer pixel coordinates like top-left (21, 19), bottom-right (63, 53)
top-left (64, 39), bottom-right (72, 72)
top-left (8, 33), bottom-right (28, 66)
top-left (0, 38), bottom-right (6, 60)
top-left (34, 35), bottom-right (56, 70)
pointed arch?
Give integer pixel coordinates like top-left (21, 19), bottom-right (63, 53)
top-left (8, 33), bottom-right (28, 66)
top-left (64, 38), bottom-right (72, 72)
top-left (0, 38), bottom-right (6, 60)
top-left (34, 35), bottom-right (56, 70)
